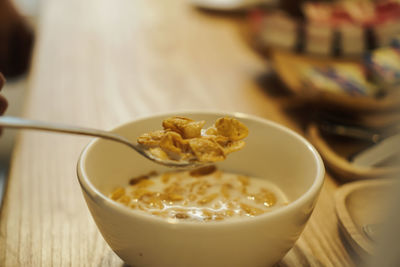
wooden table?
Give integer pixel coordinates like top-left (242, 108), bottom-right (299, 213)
top-left (0, 0), bottom-right (355, 265)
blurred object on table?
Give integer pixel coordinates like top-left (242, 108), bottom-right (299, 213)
top-left (299, 62), bottom-right (377, 97)
top-left (365, 42), bottom-right (400, 91)
top-left (335, 179), bottom-right (396, 259)
top-left (364, 178), bottom-right (400, 267)
top-left (258, 33), bottom-right (400, 180)
top-left (0, 0), bottom-right (34, 78)
top-left (307, 123), bottom-right (400, 181)
top-left (0, 0), bottom-right (37, 210)
top-left (189, 0), bottom-right (277, 11)
top-left (270, 48), bottom-right (400, 113)
top-left (350, 134), bottom-right (400, 167)
top-left (0, 73), bottom-right (8, 118)
top-left (249, 0), bottom-right (400, 58)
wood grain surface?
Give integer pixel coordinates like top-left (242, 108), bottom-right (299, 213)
top-left (0, 0), bottom-right (355, 266)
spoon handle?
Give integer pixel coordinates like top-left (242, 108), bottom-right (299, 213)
top-left (0, 116), bottom-right (139, 150)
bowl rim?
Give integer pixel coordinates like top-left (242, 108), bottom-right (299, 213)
top-left (77, 110), bottom-right (325, 226)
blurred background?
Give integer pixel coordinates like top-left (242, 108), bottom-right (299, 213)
top-left (1, 0), bottom-right (400, 266)
top-left (0, 0), bottom-right (39, 204)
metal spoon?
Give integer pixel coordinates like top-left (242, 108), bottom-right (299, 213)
top-left (0, 116), bottom-right (199, 168)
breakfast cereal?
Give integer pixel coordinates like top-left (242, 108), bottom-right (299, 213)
top-left (137, 116), bottom-right (248, 162)
top-left (110, 166), bottom-right (289, 222)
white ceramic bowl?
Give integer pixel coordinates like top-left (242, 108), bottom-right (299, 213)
top-left (77, 111), bottom-right (324, 267)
